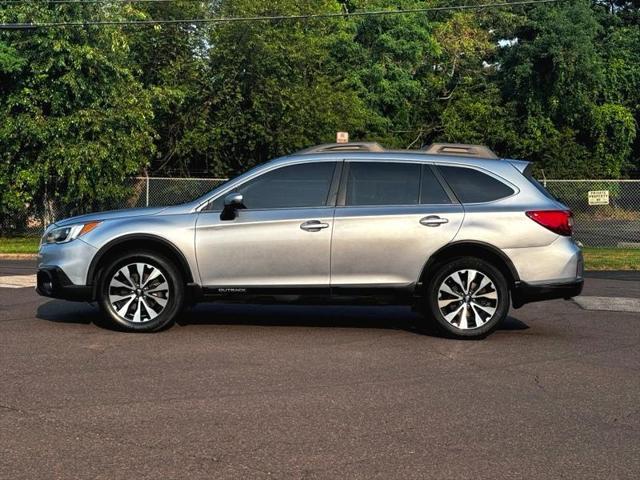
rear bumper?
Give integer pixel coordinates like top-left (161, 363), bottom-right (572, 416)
top-left (36, 267), bottom-right (93, 302)
top-left (512, 279), bottom-right (584, 309)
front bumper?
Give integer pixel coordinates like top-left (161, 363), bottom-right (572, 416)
top-left (36, 267), bottom-right (93, 301)
top-left (36, 237), bottom-right (97, 301)
top-left (512, 279), bottom-right (584, 309)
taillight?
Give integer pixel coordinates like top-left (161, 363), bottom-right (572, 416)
top-left (526, 210), bottom-right (573, 236)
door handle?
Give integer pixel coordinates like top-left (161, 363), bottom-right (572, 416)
top-left (300, 220), bottom-right (330, 232)
top-left (420, 216), bottom-right (449, 227)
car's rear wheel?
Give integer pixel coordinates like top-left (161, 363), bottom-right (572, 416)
top-left (98, 251), bottom-right (184, 332)
top-left (423, 258), bottom-right (509, 339)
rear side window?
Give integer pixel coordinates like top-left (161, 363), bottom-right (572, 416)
top-left (346, 162), bottom-right (420, 206)
top-left (438, 166), bottom-right (514, 203)
top-left (420, 167), bottom-right (452, 204)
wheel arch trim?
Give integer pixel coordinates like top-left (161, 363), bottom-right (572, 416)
top-left (87, 234), bottom-right (195, 288)
top-left (418, 240), bottom-right (520, 288)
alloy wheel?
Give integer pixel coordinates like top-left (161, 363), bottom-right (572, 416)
top-left (437, 269), bottom-right (499, 330)
top-left (108, 263), bottom-right (170, 323)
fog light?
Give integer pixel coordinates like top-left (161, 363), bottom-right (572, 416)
top-left (37, 271), bottom-right (54, 296)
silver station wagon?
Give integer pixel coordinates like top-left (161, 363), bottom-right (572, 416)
top-left (37, 142), bottom-right (583, 338)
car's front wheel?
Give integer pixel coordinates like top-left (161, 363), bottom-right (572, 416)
top-left (98, 251), bottom-right (184, 332)
top-left (423, 258), bottom-right (509, 339)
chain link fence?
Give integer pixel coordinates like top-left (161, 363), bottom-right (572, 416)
top-left (3, 177), bottom-right (227, 238)
top-left (544, 180), bottom-right (640, 248)
top-left (3, 177), bottom-right (640, 248)
top-left (133, 177), bottom-right (228, 208)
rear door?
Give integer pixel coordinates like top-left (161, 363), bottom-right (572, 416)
top-left (330, 161), bottom-right (464, 290)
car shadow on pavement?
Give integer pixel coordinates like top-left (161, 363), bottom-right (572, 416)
top-left (36, 300), bottom-right (97, 325)
top-left (180, 304), bottom-right (529, 336)
top-left (36, 300), bottom-right (529, 337)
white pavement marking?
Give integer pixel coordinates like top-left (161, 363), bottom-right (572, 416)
top-left (573, 296), bottom-right (640, 314)
top-left (0, 275), bottom-right (37, 289)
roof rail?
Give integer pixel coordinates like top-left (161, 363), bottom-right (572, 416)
top-left (422, 143), bottom-right (498, 159)
top-left (296, 142), bottom-right (385, 155)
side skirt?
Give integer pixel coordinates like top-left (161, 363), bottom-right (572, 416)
top-left (197, 285), bottom-right (418, 306)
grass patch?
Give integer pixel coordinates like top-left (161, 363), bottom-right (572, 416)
top-left (0, 237), bottom-right (638, 270)
top-left (0, 237), bottom-right (40, 254)
top-left (582, 247), bottom-right (640, 271)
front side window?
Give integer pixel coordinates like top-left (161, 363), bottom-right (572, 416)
top-left (345, 162), bottom-right (421, 206)
top-left (438, 166), bottom-right (515, 203)
top-left (211, 162), bottom-right (336, 210)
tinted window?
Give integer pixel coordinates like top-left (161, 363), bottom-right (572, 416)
top-left (211, 162), bottom-right (336, 210)
top-left (420, 167), bottom-right (452, 204)
top-left (346, 162), bottom-right (420, 206)
top-left (439, 166), bottom-right (514, 203)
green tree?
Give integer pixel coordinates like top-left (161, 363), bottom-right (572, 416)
top-left (498, 0), bottom-right (636, 177)
top-left (173, 0), bottom-right (369, 176)
top-left (431, 9), bottom-right (519, 155)
top-left (0, 4), bottom-right (154, 230)
top-left (599, 11), bottom-right (640, 173)
top-left (334, 0), bottom-right (439, 147)
top-left (125, 0), bottom-right (214, 175)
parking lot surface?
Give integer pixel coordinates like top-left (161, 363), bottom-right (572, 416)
top-left (1, 260), bottom-right (639, 479)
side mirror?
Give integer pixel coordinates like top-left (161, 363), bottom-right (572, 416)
top-left (220, 193), bottom-right (245, 221)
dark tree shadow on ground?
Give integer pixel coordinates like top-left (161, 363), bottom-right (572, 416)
top-left (37, 300), bottom-right (528, 337)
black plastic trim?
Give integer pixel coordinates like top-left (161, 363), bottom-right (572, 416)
top-left (429, 164), bottom-right (460, 204)
top-left (512, 279), bottom-right (584, 309)
top-left (419, 240), bottom-right (521, 289)
top-left (86, 234), bottom-right (194, 288)
top-left (326, 161), bottom-right (344, 207)
top-left (331, 284), bottom-right (415, 297)
top-left (336, 161), bottom-right (350, 207)
top-left (185, 282), bottom-right (203, 306)
top-left (36, 267), bottom-right (93, 301)
top-left (203, 285), bottom-right (330, 296)
top-left (199, 284), bottom-right (416, 305)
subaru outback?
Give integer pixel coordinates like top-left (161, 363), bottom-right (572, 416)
top-left (37, 142), bottom-right (583, 338)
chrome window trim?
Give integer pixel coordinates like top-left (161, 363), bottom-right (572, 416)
top-left (199, 205), bottom-right (336, 214)
top-left (194, 155), bottom-right (520, 212)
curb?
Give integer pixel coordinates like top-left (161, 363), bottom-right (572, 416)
top-left (574, 296), bottom-right (640, 313)
top-left (0, 254), bottom-right (37, 260)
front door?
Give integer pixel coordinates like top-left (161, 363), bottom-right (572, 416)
top-left (195, 161), bottom-right (339, 289)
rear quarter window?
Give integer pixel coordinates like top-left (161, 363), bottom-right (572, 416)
top-left (438, 166), bottom-right (515, 203)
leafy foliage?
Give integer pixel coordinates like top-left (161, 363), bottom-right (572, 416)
top-left (0, 0), bottom-right (639, 232)
top-left (0, 4), bottom-right (154, 231)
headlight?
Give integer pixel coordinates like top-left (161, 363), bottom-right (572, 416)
top-left (42, 221), bottom-right (102, 245)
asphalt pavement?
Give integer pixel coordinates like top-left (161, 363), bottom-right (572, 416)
top-left (1, 260), bottom-right (639, 479)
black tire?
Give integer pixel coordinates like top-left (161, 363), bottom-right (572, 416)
top-left (422, 257), bottom-right (509, 339)
top-left (97, 250), bottom-right (184, 332)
